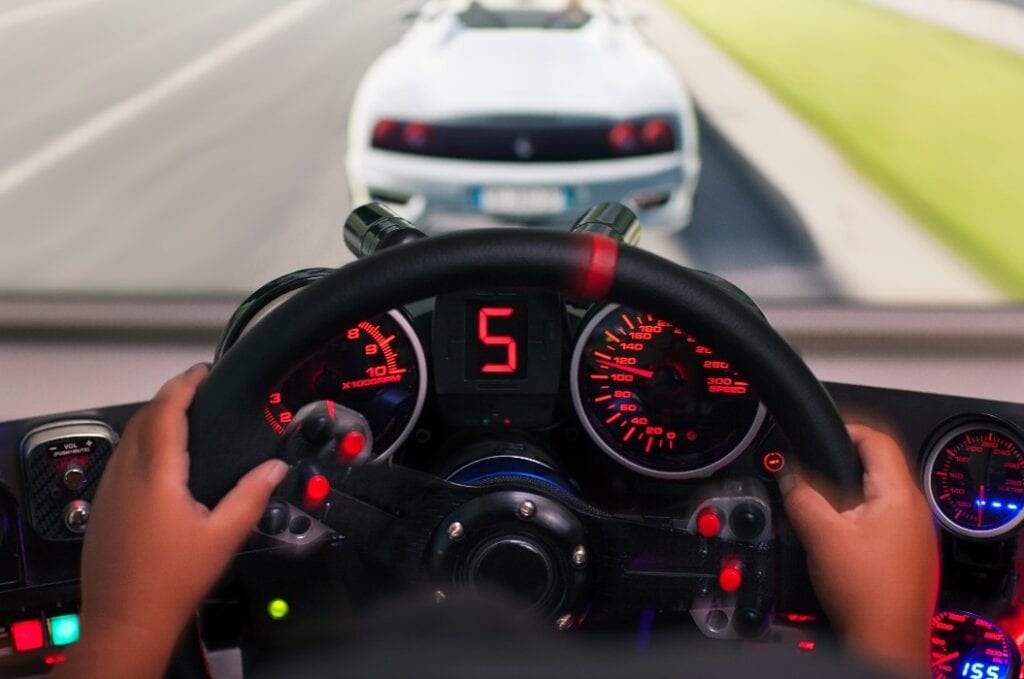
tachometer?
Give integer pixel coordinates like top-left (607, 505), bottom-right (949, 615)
top-left (570, 304), bottom-right (765, 479)
top-left (263, 309), bottom-right (426, 462)
top-left (930, 610), bottom-right (1020, 679)
top-left (924, 422), bottom-right (1024, 539)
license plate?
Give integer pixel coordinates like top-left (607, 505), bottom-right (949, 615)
top-left (473, 186), bottom-right (569, 216)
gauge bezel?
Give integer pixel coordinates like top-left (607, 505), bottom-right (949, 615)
top-left (570, 303), bottom-right (766, 480)
top-left (923, 420), bottom-right (1024, 540)
top-left (365, 308), bottom-right (429, 462)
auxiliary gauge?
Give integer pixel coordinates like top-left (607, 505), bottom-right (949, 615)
top-left (930, 610), bottom-right (1019, 679)
top-left (923, 421), bottom-right (1024, 539)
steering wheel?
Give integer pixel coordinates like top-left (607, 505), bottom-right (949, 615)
top-left (185, 227), bottom-right (861, 647)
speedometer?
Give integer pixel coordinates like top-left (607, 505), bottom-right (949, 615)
top-left (570, 304), bottom-right (765, 479)
top-left (924, 422), bottom-right (1024, 539)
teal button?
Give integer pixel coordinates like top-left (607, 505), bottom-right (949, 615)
top-left (48, 614), bottom-right (80, 646)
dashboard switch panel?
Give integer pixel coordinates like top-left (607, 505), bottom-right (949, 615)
top-left (20, 421), bottom-right (118, 541)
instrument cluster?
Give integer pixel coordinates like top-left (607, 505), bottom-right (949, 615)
top-left (219, 276), bottom-right (770, 486)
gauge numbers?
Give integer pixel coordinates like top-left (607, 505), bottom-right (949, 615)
top-left (571, 304), bottom-right (764, 479)
top-left (930, 610), bottom-right (1019, 679)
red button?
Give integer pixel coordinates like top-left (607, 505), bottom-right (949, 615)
top-left (302, 474), bottom-right (330, 509)
top-left (11, 619), bottom-right (45, 652)
top-left (719, 563), bottom-right (742, 593)
top-left (339, 431), bottom-right (366, 461)
top-left (696, 507), bottom-right (722, 538)
top-left (763, 451), bottom-right (786, 473)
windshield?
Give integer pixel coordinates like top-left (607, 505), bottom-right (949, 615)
top-left (0, 0), bottom-right (1021, 308)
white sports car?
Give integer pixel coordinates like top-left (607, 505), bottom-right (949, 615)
top-left (346, 0), bottom-right (701, 232)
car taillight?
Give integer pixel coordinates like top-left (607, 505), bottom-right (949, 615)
top-left (371, 119), bottom-right (433, 153)
top-left (641, 117), bottom-right (674, 152)
top-left (608, 118), bottom-right (677, 156)
top-left (402, 122), bottom-right (432, 151)
top-left (608, 122), bottom-right (639, 154)
top-left (372, 118), bottom-right (401, 147)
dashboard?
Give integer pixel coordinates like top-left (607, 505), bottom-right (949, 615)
top-left (0, 208), bottom-right (1023, 678)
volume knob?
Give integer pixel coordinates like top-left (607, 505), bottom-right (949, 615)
top-left (63, 462), bottom-right (86, 491)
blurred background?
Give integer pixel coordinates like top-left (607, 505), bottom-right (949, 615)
top-left (0, 0), bottom-right (1022, 416)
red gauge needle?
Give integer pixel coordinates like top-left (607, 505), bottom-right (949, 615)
top-left (596, 360), bottom-right (654, 379)
top-left (931, 651), bottom-right (960, 668)
top-left (978, 484), bottom-right (985, 528)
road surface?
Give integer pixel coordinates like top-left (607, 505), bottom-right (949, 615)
top-left (0, 0), bottom-right (834, 301)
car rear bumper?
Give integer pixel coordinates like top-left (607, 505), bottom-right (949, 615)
top-left (348, 149), bottom-right (701, 232)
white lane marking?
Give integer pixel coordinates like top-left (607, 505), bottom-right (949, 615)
top-left (0, 0), bottom-right (108, 32)
top-left (0, 0), bottom-right (330, 198)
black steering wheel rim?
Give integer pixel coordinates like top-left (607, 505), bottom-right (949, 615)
top-left (187, 229), bottom-right (860, 507)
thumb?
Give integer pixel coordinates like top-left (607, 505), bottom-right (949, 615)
top-left (208, 459), bottom-right (289, 546)
top-left (782, 473), bottom-right (842, 550)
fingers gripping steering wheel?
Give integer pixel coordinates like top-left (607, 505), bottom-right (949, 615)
top-left (185, 227), bottom-right (861, 636)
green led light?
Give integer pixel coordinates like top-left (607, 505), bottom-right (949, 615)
top-left (267, 598), bottom-right (290, 621)
top-left (48, 614), bottom-right (80, 646)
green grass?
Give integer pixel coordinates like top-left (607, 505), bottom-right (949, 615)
top-left (665, 0), bottom-right (1024, 299)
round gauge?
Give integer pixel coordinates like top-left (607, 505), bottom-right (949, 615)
top-left (924, 422), bottom-right (1024, 539)
top-left (930, 610), bottom-right (1020, 679)
top-left (263, 309), bottom-right (426, 462)
top-left (570, 304), bottom-right (765, 479)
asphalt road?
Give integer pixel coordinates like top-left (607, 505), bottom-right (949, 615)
top-left (0, 0), bottom-right (836, 301)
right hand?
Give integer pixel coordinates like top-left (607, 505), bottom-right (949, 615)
top-left (782, 425), bottom-right (939, 678)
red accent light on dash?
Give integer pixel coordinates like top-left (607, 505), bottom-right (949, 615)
top-left (339, 431), bottom-right (366, 461)
top-left (782, 613), bottom-right (817, 623)
top-left (569, 234), bottom-right (618, 301)
top-left (719, 562), bottom-right (742, 593)
top-left (696, 507), bottom-right (722, 538)
top-left (303, 474), bottom-right (330, 509)
top-left (763, 451), bottom-right (786, 473)
top-left (11, 619), bottom-right (45, 652)
top-left (797, 641), bottom-right (816, 652)
top-left (45, 654), bottom-right (67, 665)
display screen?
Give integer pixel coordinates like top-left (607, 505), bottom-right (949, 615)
top-left (465, 301), bottom-right (528, 380)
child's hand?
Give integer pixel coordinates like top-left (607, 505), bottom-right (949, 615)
top-left (783, 425), bottom-right (938, 679)
top-left (56, 364), bottom-right (288, 679)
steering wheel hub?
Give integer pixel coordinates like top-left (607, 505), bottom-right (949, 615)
top-left (427, 490), bottom-right (589, 619)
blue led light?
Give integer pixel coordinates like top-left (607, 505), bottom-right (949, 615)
top-left (992, 502), bottom-right (1003, 508)
top-left (959, 660), bottom-right (1005, 679)
top-left (1009, 504), bottom-right (1019, 510)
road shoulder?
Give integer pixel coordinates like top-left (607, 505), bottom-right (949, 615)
top-left (628, 0), bottom-right (1001, 305)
